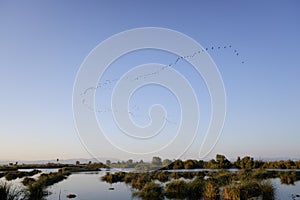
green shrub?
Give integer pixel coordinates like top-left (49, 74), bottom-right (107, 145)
top-left (165, 180), bottom-right (189, 199)
top-left (260, 180), bottom-right (275, 200)
top-left (204, 181), bottom-right (219, 200)
top-left (131, 174), bottom-right (151, 190)
top-left (4, 170), bottom-right (41, 181)
top-left (223, 185), bottom-right (240, 200)
top-left (135, 182), bottom-right (163, 199)
top-left (187, 176), bottom-right (204, 198)
top-left (280, 171), bottom-right (295, 185)
top-left (239, 181), bottom-right (260, 199)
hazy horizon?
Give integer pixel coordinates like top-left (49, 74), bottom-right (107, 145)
top-left (1, 1), bottom-right (299, 161)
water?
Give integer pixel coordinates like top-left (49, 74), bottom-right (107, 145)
top-left (18, 168), bottom-right (59, 173)
top-left (46, 171), bottom-right (138, 200)
top-left (272, 178), bottom-right (300, 199)
top-left (164, 168), bottom-right (240, 172)
top-left (45, 170), bottom-right (300, 200)
top-left (2, 168), bottom-right (300, 199)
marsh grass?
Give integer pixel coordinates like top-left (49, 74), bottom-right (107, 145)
top-left (4, 170), bottom-right (41, 181)
top-left (204, 180), bottom-right (220, 200)
top-left (0, 182), bottom-right (24, 200)
top-left (134, 182), bottom-right (164, 200)
top-left (22, 171), bottom-right (71, 200)
top-left (101, 172), bottom-right (126, 184)
top-left (165, 179), bottom-right (189, 199)
top-left (102, 169), bottom-right (278, 200)
top-left (239, 181), bottom-right (261, 199)
top-left (260, 180), bottom-right (275, 200)
top-left (280, 171), bottom-right (295, 185)
top-left (25, 183), bottom-right (47, 200)
top-left (223, 185), bottom-right (240, 200)
top-left (131, 174), bottom-right (152, 190)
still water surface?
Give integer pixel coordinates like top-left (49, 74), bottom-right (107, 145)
top-left (47, 171), bottom-right (137, 200)
top-left (45, 170), bottom-right (300, 200)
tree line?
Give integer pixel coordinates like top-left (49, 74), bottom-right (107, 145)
top-left (106, 154), bottom-right (300, 170)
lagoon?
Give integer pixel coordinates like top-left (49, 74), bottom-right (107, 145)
top-left (47, 171), bottom-right (136, 200)
top-left (2, 168), bottom-right (300, 199)
top-left (45, 170), bottom-right (300, 200)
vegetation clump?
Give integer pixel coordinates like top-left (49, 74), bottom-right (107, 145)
top-left (101, 172), bottom-right (126, 184)
top-left (260, 180), bottom-right (275, 200)
top-left (223, 185), bottom-right (240, 200)
top-left (101, 168), bottom-right (278, 200)
top-left (23, 171), bottom-right (71, 200)
top-left (165, 180), bottom-right (189, 199)
top-left (280, 171), bottom-right (295, 185)
top-left (204, 180), bottom-right (220, 200)
top-left (134, 182), bottom-right (164, 200)
top-left (0, 182), bottom-right (24, 200)
top-left (66, 193), bottom-right (77, 198)
top-left (4, 170), bottom-right (41, 181)
top-left (2, 154), bottom-right (298, 199)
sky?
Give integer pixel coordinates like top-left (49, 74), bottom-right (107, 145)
top-left (0, 0), bottom-right (300, 162)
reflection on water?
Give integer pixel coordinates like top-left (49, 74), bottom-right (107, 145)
top-left (18, 168), bottom-right (59, 173)
top-left (272, 178), bottom-right (300, 199)
top-left (164, 168), bottom-right (240, 172)
top-left (45, 170), bottom-right (300, 200)
top-left (47, 172), bottom-right (138, 200)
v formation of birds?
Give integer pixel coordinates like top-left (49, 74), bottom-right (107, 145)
top-left (80, 44), bottom-right (245, 119)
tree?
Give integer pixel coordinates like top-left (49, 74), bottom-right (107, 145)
top-left (285, 160), bottom-right (296, 169)
top-left (56, 158), bottom-right (59, 163)
top-left (173, 159), bottom-right (184, 169)
top-left (197, 160), bottom-right (204, 168)
top-left (235, 156), bottom-right (241, 168)
top-left (240, 156), bottom-right (253, 169)
top-left (106, 160), bottom-right (111, 166)
top-left (162, 159), bottom-right (173, 167)
top-left (126, 159), bottom-right (134, 168)
top-left (216, 154), bottom-right (231, 168)
top-left (76, 161), bottom-right (80, 165)
top-left (151, 157), bottom-right (162, 166)
top-left (184, 159), bottom-right (197, 169)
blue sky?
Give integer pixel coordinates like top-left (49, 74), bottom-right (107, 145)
top-left (0, 0), bottom-right (300, 161)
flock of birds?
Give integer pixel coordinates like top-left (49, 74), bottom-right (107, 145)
top-left (80, 44), bottom-right (246, 124)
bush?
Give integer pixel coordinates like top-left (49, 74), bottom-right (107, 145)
top-left (101, 172), bottom-right (125, 184)
top-left (165, 180), bottom-right (189, 199)
top-left (23, 171), bottom-right (70, 200)
top-left (214, 170), bottom-right (234, 186)
top-left (260, 180), bottom-right (275, 200)
top-left (204, 181), bottom-right (219, 200)
top-left (0, 182), bottom-right (24, 200)
top-left (239, 181), bottom-right (260, 199)
top-left (135, 182), bottom-right (163, 199)
top-left (188, 176), bottom-right (204, 198)
top-left (280, 171), bottom-right (295, 185)
top-left (4, 170), bottom-right (41, 181)
top-left (156, 171), bottom-right (169, 182)
top-left (223, 185), bottom-right (240, 200)
top-left (22, 178), bottom-right (35, 186)
top-left (124, 173), bottom-right (136, 184)
top-left (131, 174), bottom-right (151, 190)
top-left (25, 182), bottom-right (47, 200)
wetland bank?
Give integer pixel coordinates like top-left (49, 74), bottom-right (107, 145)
top-left (1, 155), bottom-right (300, 199)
